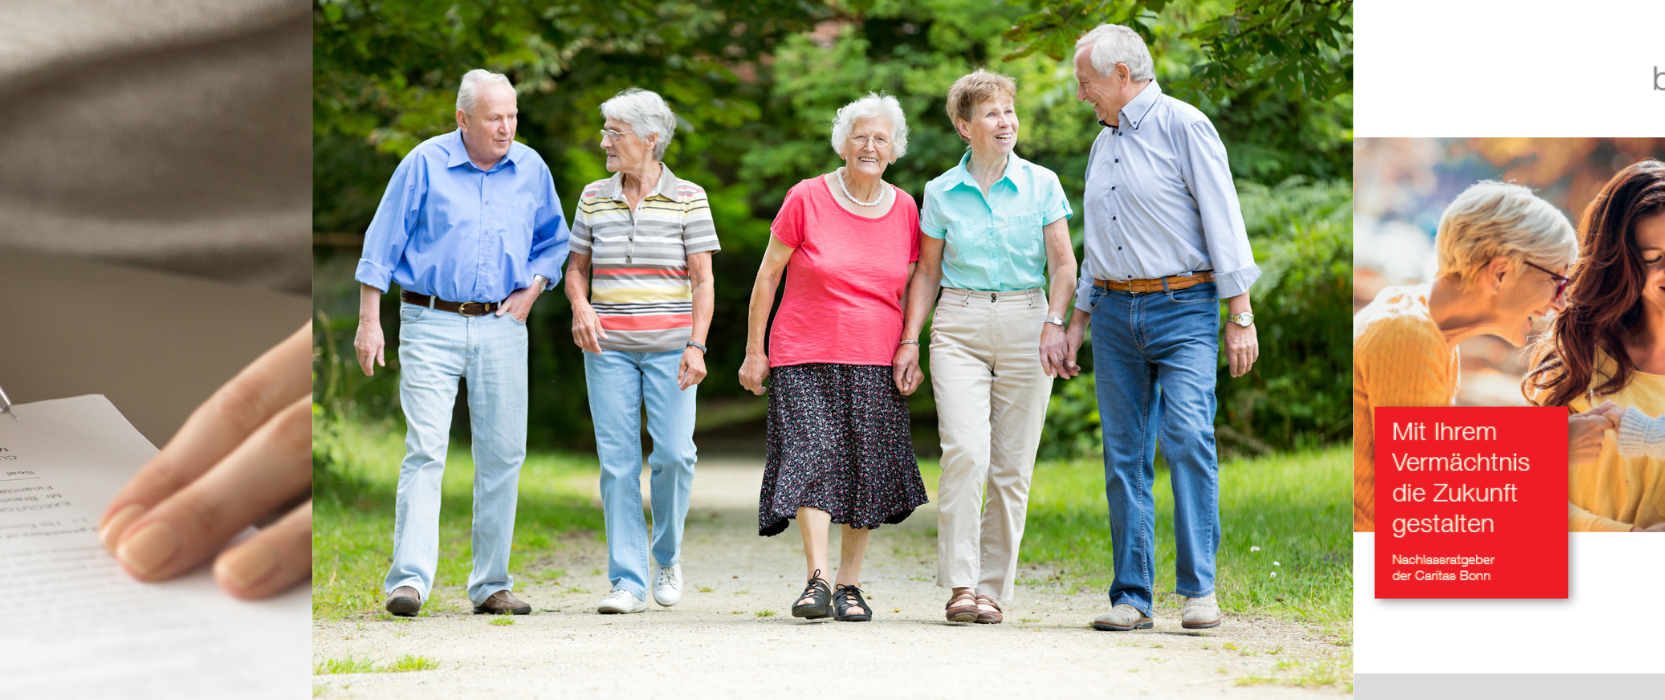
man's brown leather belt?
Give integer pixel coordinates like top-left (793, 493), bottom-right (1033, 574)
top-left (1094, 272), bottom-right (1215, 294)
top-left (400, 290), bottom-right (501, 316)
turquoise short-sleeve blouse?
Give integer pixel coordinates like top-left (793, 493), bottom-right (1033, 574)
top-left (920, 151), bottom-right (1072, 292)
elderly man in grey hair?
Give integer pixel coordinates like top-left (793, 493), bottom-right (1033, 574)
top-left (1060, 24), bottom-right (1261, 633)
top-left (354, 68), bottom-right (571, 618)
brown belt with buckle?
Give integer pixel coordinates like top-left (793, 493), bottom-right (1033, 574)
top-left (400, 290), bottom-right (501, 316)
top-left (1094, 272), bottom-right (1215, 294)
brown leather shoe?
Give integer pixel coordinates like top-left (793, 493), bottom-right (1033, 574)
top-left (473, 589), bottom-right (532, 615)
top-left (973, 594), bottom-right (1003, 624)
top-left (385, 586), bottom-right (421, 617)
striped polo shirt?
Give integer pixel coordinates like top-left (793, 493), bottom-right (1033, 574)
top-left (570, 165), bottom-right (720, 352)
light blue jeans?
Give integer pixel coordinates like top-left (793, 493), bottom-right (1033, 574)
top-left (383, 302), bottom-right (527, 606)
top-left (1088, 282), bottom-right (1221, 616)
top-left (585, 349), bottom-right (698, 599)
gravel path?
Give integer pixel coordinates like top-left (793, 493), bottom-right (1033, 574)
top-left (313, 459), bottom-right (1350, 698)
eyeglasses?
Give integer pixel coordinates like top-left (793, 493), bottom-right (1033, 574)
top-left (849, 134), bottom-right (891, 149)
top-left (1522, 260), bottom-right (1570, 304)
top-left (600, 129), bottom-right (635, 141)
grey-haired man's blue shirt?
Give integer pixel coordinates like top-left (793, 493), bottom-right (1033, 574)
top-left (1072, 80), bottom-right (1260, 311)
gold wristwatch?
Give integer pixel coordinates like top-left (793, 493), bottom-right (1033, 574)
top-left (1227, 312), bottom-right (1254, 327)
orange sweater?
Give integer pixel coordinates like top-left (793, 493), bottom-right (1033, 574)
top-left (1565, 356), bottom-right (1665, 531)
top-left (1352, 285), bottom-right (1461, 532)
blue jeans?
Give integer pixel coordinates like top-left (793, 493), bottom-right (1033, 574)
top-left (585, 349), bottom-right (698, 599)
top-left (1088, 282), bottom-right (1220, 615)
top-left (384, 302), bottom-right (528, 606)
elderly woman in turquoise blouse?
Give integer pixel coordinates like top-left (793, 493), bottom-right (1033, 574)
top-left (894, 69), bottom-right (1078, 625)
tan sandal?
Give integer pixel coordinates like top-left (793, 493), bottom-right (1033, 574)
top-left (945, 590), bottom-right (979, 623)
top-left (974, 594), bottom-right (1003, 624)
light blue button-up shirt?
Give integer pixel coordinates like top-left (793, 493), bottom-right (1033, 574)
top-left (355, 130), bottom-right (570, 303)
top-left (1073, 80), bottom-right (1259, 311)
top-left (921, 151), bottom-right (1071, 292)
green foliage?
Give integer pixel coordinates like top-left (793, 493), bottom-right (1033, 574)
top-left (1041, 177), bottom-right (1352, 460)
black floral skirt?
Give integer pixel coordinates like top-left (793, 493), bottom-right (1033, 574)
top-left (758, 363), bottom-right (929, 537)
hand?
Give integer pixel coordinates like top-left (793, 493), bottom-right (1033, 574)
top-left (570, 300), bottom-right (607, 354)
top-left (1224, 321), bottom-right (1259, 378)
top-left (1632, 523), bottom-right (1665, 532)
top-left (98, 324), bottom-right (312, 600)
top-left (494, 284), bottom-right (541, 323)
top-left (892, 344), bottom-right (923, 396)
top-left (739, 353), bottom-right (770, 396)
top-left (678, 346), bottom-right (707, 391)
top-left (1588, 400), bottom-right (1625, 426)
top-left (353, 315), bottom-right (385, 377)
top-left (1568, 408), bottom-right (1617, 466)
top-left (1039, 323), bottom-right (1070, 378)
top-left (1061, 322), bottom-right (1086, 379)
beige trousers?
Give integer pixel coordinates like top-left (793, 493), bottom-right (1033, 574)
top-left (930, 287), bottom-right (1054, 601)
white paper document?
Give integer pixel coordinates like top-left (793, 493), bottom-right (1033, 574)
top-left (0, 395), bottom-right (308, 699)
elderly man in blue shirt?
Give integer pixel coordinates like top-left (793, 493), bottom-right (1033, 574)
top-left (352, 69), bottom-right (570, 617)
top-left (1061, 25), bottom-right (1261, 633)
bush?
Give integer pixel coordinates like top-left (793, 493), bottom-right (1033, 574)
top-left (1040, 177), bottom-right (1352, 460)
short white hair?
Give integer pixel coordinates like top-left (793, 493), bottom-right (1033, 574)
top-left (600, 88), bottom-right (678, 161)
top-left (830, 92), bottom-right (909, 160)
top-left (457, 69), bottom-right (516, 116)
top-left (1074, 24), bottom-right (1154, 82)
top-left (1436, 181), bottom-right (1578, 289)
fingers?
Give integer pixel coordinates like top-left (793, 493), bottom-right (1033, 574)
top-left (114, 396), bottom-right (312, 582)
top-left (214, 500), bottom-right (312, 600)
top-left (101, 324), bottom-right (311, 550)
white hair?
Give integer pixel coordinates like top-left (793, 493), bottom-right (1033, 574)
top-left (1074, 24), bottom-right (1154, 82)
top-left (1436, 181), bottom-right (1578, 289)
top-left (830, 92), bottom-right (909, 160)
top-left (456, 69), bottom-right (516, 116)
top-left (600, 88), bottom-right (678, 161)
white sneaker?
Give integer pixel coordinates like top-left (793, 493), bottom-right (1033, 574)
top-left (653, 562), bottom-right (683, 607)
top-left (597, 589), bottom-right (646, 614)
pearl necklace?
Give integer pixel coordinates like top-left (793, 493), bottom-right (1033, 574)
top-left (837, 167), bottom-right (888, 207)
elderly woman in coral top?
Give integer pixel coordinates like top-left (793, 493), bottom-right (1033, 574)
top-left (1353, 181), bottom-right (1615, 532)
top-left (1525, 160), bottom-right (1665, 532)
top-left (739, 93), bottom-right (929, 622)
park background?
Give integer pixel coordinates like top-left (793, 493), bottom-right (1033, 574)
top-left (1354, 138), bottom-right (1665, 407)
top-left (311, 0), bottom-right (1355, 688)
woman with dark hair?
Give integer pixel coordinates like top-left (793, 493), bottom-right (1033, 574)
top-left (1525, 159), bottom-right (1665, 532)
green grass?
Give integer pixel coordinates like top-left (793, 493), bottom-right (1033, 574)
top-left (489, 617), bottom-right (515, 626)
top-left (1014, 445), bottom-right (1353, 634)
top-left (313, 413), bottom-right (604, 619)
top-left (312, 654), bottom-right (441, 675)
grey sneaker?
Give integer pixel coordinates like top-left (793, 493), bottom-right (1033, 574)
top-left (385, 586), bottom-right (421, 617)
top-left (598, 589), bottom-right (647, 614)
top-left (1092, 603), bottom-right (1153, 631)
top-left (1181, 593), bottom-right (1221, 629)
top-left (653, 562), bottom-right (683, 607)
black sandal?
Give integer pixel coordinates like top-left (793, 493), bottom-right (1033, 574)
top-left (833, 583), bottom-right (872, 622)
top-left (791, 570), bottom-right (833, 619)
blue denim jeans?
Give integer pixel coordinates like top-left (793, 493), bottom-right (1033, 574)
top-left (585, 349), bottom-right (698, 599)
top-left (1088, 282), bottom-right (1220, 615)
top-left (384, 302), bottom-right (528, 606)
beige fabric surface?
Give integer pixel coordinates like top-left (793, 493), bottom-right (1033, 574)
top-left (929, 287), bottom-right (1055, 601)
top-left (0, 0), bottom-right (310, 293)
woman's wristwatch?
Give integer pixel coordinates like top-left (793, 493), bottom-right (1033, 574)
top-left (900, 339), bottom-right (920, 346)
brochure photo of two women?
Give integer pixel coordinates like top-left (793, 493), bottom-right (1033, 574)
top-left (1, 0), bottom-right (1662, 698)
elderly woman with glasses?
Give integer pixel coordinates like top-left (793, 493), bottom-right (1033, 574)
top-left (892, 69), bottom-right (1076, 625)
top-left (738, 92), bottom-right (929, 622)
top-left (1353, 181), bottom-right (1615, 532)
top-left (565, 88), bottom-right (720, 614)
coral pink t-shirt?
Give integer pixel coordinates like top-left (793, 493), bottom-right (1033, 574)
top-left (768, 176), bottom-right (921, 367)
